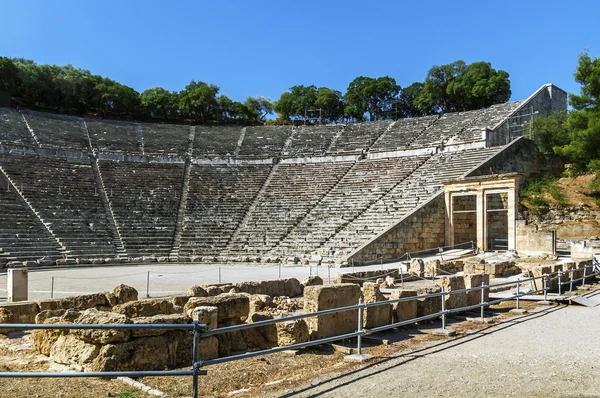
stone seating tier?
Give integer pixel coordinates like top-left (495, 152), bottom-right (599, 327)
top-left (193, 126), bottom-right (243, 157)
top-left (238, 126), bottom-right (293, 157)
top-left (0, 108), bottom-right (35, 146)
top-left (225, 161), bottom-right (355, 255)
top-left (87, 120), bottom-right (140, 153)
top-left (0, 153), bottom-right (117, 259)
top-left (321, 147), bottom-right (502, 256)
top-left (99, 161), bottom-right (184, 257)
top-left (269, 156), bottom-right (428, 256)
top-left (22, 112), bottom-right (89, 150)
top-left (179, 163), bottom-right (272, 256)
top-left (141, 123), bottom-right (190, 155)
top-left (0, 176), bottom-right (63, 263)
top-left (327, 121), bottom-right (392, 154)
top-left (283, 125), bottom-right (338, 157)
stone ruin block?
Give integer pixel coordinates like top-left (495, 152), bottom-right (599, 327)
top-left (276, 319), bottom-right (309, 346)
top-left (113, 284), bottom-right (138, 304)
top-left (531, 265), bottom-right (552, 292)
top-left (234, 278), bottom-right (300, 297)
top-left (183, 293), bottom-right (250, 324)
top-left (302, 275), bottom-right (323, 287)
top-left (362, 282), bottom-right (391, 329)
top-left (416, 287), bottom-right (442, 319)
top-left (463, 260), bottom-right (486, 275)
top-left (187, 285), bottom-right (208, 297)
top-left (131, 314), bottom-right (191, 337)
top-left (186, 306), bottom-right (218, 330)
top-left (408, 258), bottom-right (424, 278)
top-left (424, 259), bottom-right (441, 277)
top-left (437, 275), bottom-right (467, 310)
top-left (390, 289), bottom-right (418, 324)
top-left (284, 278), bottom-right (303, 298)
top-left (303, 284), bottom-right (361, 340)
top-left (549, 264), bottom-right (564, 291)
top-left (243, 312), bottom-right (278, 350)
top-left (34, 308), bottom-right (218, 372)
top-left (484, 261), bottom-right (519, 278)
top-left (112, 299), bottom-right (177, 318)
top-left (0, 301), bottom-right (39, 334)
top-left (463, 274), bottom-right (489, 306)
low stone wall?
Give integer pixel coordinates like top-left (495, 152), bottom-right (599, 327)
top-left (463, 259), bottom-right (520, 278)
top-left (516, 221), bottom-right (556, 256)
top-left (303, 284), bottom-right (361, 340)
top-left (333, 268), bottom-right (415, 287)
top-left (0, 277), bottom-right (311, 371)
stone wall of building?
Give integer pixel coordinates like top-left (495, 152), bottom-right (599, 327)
top-left (515, 220), bottom-right (556, 256)
top-left (488, 84), bottom-right (568, 147)
top-left (348, 195), bottom-right (446, 265)
top-left (470, 137), bottom-right (562, 181)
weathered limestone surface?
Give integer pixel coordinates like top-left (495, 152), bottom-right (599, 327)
top-left (0, 301), bottom-right (39, 333)
top-left (408, 258), bottom-right (425, 278)
top-left (276, 319), bottom-right (309, 346)
top-left (416, 287), bottom-right (441, 318)
top-left (437, 275), bottom-right (467, 310)
top-left (112, 299), bottom-right (177, 318)
top-left (72, 309), bottom-right (131, 344)
top-left (187, 285), bottom-right (208, 297)
top-left (463, 274), bottom-right (490, 306)
top-left (302, 275), bottom-right (323, 287)
top-left (244, 312), bottom-right (277, 349)
top-left (390, 289), bottom-right (418, 323)
top-left (183, 294), bottom-right (250, 322)
top-left (303, 284), bottom-right (361, 340)
top-left (50, 334), bottom-right (100, 370)
top-left (131, 314), bottom-right (190, 337)
top-left (186, 306), bottom-right (218, 330)
top-left (362, 282), bottom-right (391, 328)
top-left (113, 284), bottom-right (138, 304)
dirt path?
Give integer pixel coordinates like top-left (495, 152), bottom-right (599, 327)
top-left (265, 298), bottom-right (600, 397)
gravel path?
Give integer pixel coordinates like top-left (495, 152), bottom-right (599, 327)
top-left (268, 294), bottom-right (600, 397)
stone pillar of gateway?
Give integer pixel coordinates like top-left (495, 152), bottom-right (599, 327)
top-left (443, 173), bottom-right (520, 253)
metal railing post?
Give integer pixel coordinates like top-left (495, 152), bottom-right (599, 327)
top-left (278, 263), bottom-right (281, 280)
top-left (146, 271), bottom-right (150, 298)
top-left (357, 298), bottom-right (363, 355)
top-left (569, 269), bottom-right (574, 292)
top-left (50, 276), bottom-right (54, 299)
top-left (441, 286), bottom-right (446, 329)
top-left (480, 283), bottom-right (486, 321)
top-left (582, 265), bottom-right (587, 287)
top-left (218, 267), bottom-right (222, 284)
top-left (515, 278), bottom-right (520, 310)
top-left (543, 275), bottom-right (548, 301)
top-left (558, 271), bottom-right (562, 296)
top-left (327, 264), bottom-right (331, 285)
top-left (191, 321), bottom-right (205, 398)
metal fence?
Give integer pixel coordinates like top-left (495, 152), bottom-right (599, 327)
top-left (0, 263), bottom-right (598, 398)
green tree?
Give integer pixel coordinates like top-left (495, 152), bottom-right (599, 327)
top-left (244, 96), bottom-right (274, 121)
top-left (314, 87), bottom-right (344, 122)
top-left (140, 87), bottom-right (179, 120)
top-left (418, 60), bottom-right (510, 113)
top-left (179, 80), bottom-right (219, 123)
top-left (531, 111), bottom-right (570, 154)
top-left (554, 51), bottom-right (600, 173)
top-left (0, 57), bottom-right (22, 95)
top-left (274, 85), bottom-right (317, 122)
top-left (448, 61), bottom-right (511, 110)
top-left (395, 82), bottom-right (434, 118)
top-left (344, 76), bottom-right (400, 121)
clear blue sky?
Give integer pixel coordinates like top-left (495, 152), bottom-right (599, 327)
top-left (1, 0), bottom-right (598, 103)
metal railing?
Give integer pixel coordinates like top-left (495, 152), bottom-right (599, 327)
top-left (0, 263), bottom-right (598, 397)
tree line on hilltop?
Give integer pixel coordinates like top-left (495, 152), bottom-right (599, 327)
top-left (0, 56), bottom-right (511, 125)
top-left (533, 51), bottom-right (600, 177)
